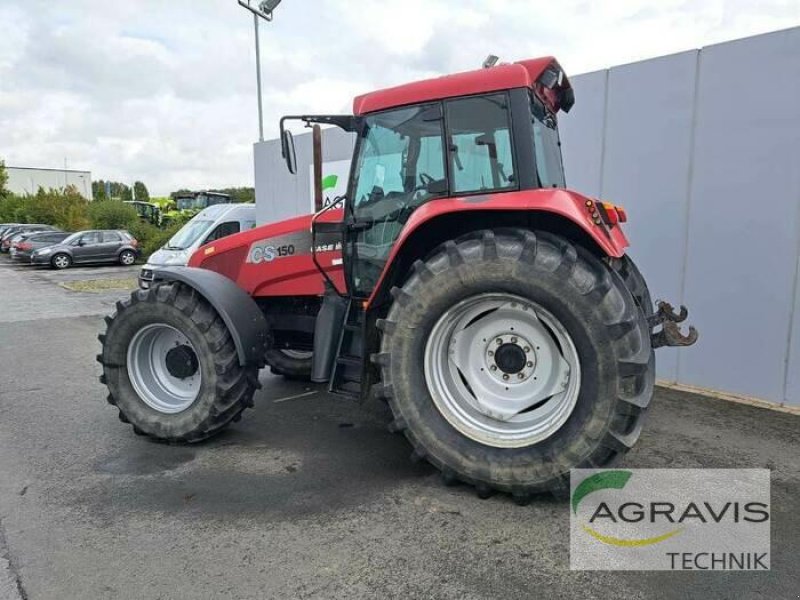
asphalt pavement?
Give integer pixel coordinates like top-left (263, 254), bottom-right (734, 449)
top-left (0, 258), bottom-right (798, 599)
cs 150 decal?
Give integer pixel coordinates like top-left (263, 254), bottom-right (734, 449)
top-left (246, 230), bottom-right (341, 264)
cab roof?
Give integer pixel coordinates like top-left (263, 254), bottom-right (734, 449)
top-left (353, 56), bottom-right (572, 116)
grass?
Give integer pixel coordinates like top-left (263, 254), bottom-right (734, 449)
top-left (60, 278), bottom-right (139, 292)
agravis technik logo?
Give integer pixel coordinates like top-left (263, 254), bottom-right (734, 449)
top-left (570, 469), bottom-right (770, 571)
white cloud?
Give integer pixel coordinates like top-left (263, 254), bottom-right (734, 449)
top-left (0, 0), bottom-right (797, 195)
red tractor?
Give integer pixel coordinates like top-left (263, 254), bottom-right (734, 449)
top-left (98, 57), bottom-right (697, 502)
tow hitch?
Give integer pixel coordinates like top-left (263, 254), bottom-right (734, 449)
top-left (649, 301), bottom-right (699, 348)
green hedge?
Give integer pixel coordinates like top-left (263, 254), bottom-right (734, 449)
top-left (0, 188), bottom-right (180, 259)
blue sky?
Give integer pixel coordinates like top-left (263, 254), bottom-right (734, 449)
top-left (0, 0), bottom-right (797, 195)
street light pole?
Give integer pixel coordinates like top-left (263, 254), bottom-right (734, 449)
top-left (238, 0), bottom-right (281, 142)
top-left (253, 13), bottom-right (264, 141)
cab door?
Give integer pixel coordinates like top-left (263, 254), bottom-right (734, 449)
top-left (343, 103), bottom-right (447, 298)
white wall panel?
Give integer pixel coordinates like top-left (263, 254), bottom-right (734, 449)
top-left (559, 70), bottom-right (607, 198)
top-left (679, 28), bottom-right (800, 402)
top-left (598, 51), bottom-right (699, 382)
top-left (254, 127), bottom-right (354, 225)
top-left (786, 255), bottom-right (800, 406)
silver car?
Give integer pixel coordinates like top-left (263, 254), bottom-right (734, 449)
top-left (30, 230), bottom-right (140, 269)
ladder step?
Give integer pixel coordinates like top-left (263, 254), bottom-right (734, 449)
top-left (330, 380), bottom-right (361, 396)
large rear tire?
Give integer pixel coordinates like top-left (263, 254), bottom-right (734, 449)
top-left (97, 282), bottom-right (261, 443)
top-left (375, 229), bottom-right (654, 502)
top-left (612, 255), bottom-right (653, 318)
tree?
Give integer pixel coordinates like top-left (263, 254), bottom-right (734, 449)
top-left (170, 188), bottom-right (192, 200)
top-left (219, 187), bottom-right (255, 203)
top-left (92, 180), bottom-right (132, 202)
top-left (92, 180), bottom-right (108, 201)
top-left (134, 181), bottom-right (150, 202)
top-left (0, 160), bottom-right (8, 199)
top-left (87, 199), bottom-right (139, 230)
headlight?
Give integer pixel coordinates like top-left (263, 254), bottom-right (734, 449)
top-left (163, 252), bottom-right (189, 266)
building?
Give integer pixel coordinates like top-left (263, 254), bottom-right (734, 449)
top-left (252, 26), bottom-right (800, 409)
top-left (6, 166), bottom-right (93, 200)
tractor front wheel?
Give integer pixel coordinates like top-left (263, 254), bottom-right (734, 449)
top-left (265, 349), bottom-right (313, 380)
top-left (375, 229), bottom-right (654, 502)
top-left (98, 282), bottom-right (260, 443)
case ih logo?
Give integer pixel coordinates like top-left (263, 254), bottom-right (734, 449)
top-left (570, 469), bottom-right (770, 571)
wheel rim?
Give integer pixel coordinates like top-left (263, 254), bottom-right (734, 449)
top-left (424, 293), bottom-right (581, 448)
top-left (121, 252), bottom-right (135, 265)
top-left (54, 255), bottom-right (69, 268)
top-left (127, 323), bottom-right (201, 414)
top-left (280, 349), bottom-right (313, 360)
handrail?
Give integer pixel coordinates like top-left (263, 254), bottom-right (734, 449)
top-left (310, 196), bottom-right (346, 297)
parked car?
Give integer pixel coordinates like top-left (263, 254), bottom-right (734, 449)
top-left (139, 203), bottom-right (255, 288)
top-left (1, 224), bottom-right (58, 252)
top-left (0, 224), bottom-right (21, 238)
top-left (30, 230), bottom-right (140, 269)
top-left (10, 231), bottom-right (72, 262)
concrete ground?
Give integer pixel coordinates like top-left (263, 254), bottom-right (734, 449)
top-left (0, 257), bottom-right (797, 599)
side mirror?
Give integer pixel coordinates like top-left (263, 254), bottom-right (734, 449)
top-left (281, 129), bottom-right (297, 174)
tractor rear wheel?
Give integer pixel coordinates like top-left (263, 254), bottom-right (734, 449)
top-left (612, 255), bottom-right (653, 318)
top-left (265, 349), bottom-right (313, 380)
top-left (375, 229), bottom-right (654, 501)
top-left (97, 282), bottom-right (260, 443)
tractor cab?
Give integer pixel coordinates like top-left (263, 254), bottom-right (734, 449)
top-left (280, 57), bottom-right (575, 300)
top-left (174, 191), bottom-right (232, 212)
top-left (124, 200), bottom-right (162, 226)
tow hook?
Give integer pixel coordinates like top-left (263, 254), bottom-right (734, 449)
top-left (648, 301), bottom-right (699, 348)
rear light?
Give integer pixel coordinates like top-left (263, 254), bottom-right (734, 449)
top-left (18, 242), bottom-right (31, 251)
top-left (601, 202), bottom-right (619, 225)
top-left (587, 200), bottom-right (628, 227)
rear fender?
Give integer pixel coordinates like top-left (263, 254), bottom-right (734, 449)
top-left (153, 266), bottom-right (269, 368)
top-left (366, 188), bottom-right (629, 308)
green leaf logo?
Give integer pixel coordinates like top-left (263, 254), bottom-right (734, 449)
top-left (572, 470), bottom-right (682, 547)
top-left (572, 470), bottom-right (632, 514)
top-left (321, 174), bottom-right (338, 192)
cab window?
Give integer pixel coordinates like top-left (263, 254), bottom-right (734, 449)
top-left (445, 94), bottom-right (516, 194)
top-left (531, 94), bottom-right (566, 188)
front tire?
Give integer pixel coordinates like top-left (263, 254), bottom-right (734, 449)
top-left (375, 230), bottom-right (654, 501)
top-left (119, 250), bottom-right (137, 266)
top-left (98, 282), bottom-right (260, 443)
top-left (51, 253), bottom-right (71, 270)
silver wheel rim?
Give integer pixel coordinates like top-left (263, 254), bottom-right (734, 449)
top-left (280, 349), bottom-right (313, 360)
top-left (424, 293), bottom-right (581, 448)
top-left (54, 255), bottom-right (69, 268)
top-left (121, 252), bottom-right (135, 265)
top-left (127, 323), bottom-right (201, 414)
